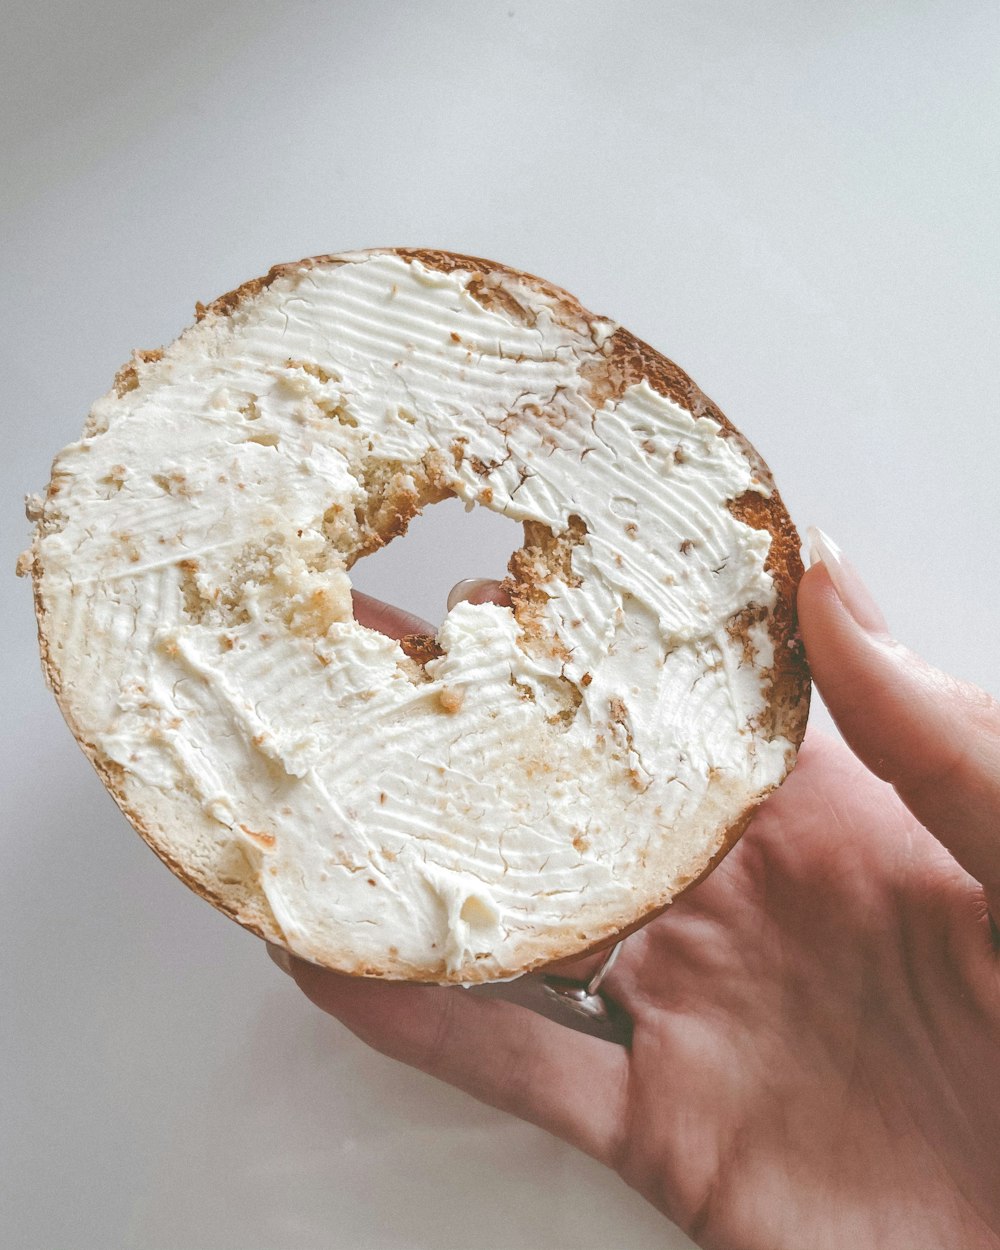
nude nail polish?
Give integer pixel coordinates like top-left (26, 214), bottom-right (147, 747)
top-left (266, 942), bottom-right (293, 976)
top-left (446, 578), bottom-right (495, 611)
top-left (807, 526), bottom-right (888, 633)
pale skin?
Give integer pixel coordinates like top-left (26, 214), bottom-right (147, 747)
top-left (271, 544), bottom-right (1000, 1249)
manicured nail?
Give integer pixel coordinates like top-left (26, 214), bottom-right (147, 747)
top-left (266, 942), bottom-right (294, 976)
top-left (807, 526), bottom-right (888, 633)
top-left (446, 578), bottom-right (495, 611)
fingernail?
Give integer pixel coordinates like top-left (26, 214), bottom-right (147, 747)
top-left (807, 526), bottom-right (888, 633)
top-left (266, 942), bottom-right (294, 976)
top-left (446, 578), bottom-right (495, 611)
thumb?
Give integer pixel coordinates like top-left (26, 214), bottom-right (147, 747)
top-left (798, 527), bottom-right (1000, 926)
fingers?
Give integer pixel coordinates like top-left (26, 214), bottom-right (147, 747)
top-left (268, 947), bottom-right (629, 1166)
top-left (798, 529), bottom-right (1000, 923)
top-left (446, 578), bottom-right (512, 610)
top-left (542, 934), bottom-right (635, 1002)
top-left (351, 590), bottom-right (434, 640)
top-left (352, 579), bottom-right (511, 640)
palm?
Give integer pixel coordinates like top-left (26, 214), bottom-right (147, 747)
top-left (609, 734), bottom-right (1000, 1249)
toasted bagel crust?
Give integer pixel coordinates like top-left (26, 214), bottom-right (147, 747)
top-left (25, 249), bottom-right (809, 981)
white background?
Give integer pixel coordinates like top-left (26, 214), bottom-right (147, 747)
top-left (3, 3), bottom-right (998, 1248)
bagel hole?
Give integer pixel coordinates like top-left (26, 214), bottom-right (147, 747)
top-left (349, 496), bottom-right (522, 631)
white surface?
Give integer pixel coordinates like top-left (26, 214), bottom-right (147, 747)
top-left (2, 3), bottom-right (997, 1248)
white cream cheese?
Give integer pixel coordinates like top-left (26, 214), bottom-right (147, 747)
top-left (32, 251), bottom-right (796, 979)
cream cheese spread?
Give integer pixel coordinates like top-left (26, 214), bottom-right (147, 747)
top-left (30, 251), bottom-right (798, 980)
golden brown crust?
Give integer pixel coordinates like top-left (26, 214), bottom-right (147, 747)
top-left (398, 633), bottom-right (445, 665)
top-left (29, 247), bottom-right (810, 983)
top-left (195, 254), bottom-right (349, 321)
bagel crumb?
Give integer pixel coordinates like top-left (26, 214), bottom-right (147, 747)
top-left (239, 825), bottom-right (276, 851)
top-left (437, 688), bottom-right (464, 714)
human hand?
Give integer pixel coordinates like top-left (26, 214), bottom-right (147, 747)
top-left (274, 538), bottom-right (1000, 1250)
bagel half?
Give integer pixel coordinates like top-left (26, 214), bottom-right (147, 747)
top-left (22, 249), bottom-right (809, 983)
